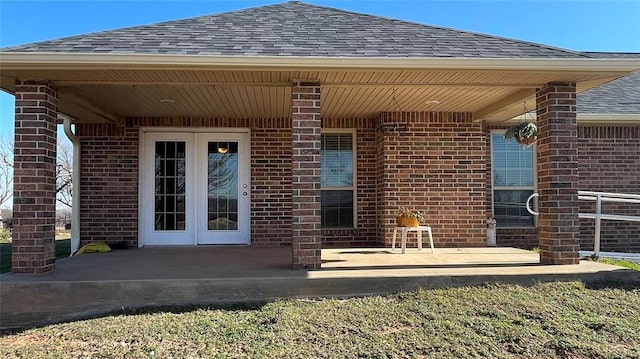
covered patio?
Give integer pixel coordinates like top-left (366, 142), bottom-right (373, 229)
top-left (1, 1), bottom-right (639, 277)
top-left (3, 60), bottom-right (638, 274)
top-left (2, 246), bottom-right (639, 329)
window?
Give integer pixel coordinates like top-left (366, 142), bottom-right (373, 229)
top-left (321, 132), bottom-right (355, 228)
top-left (491, 132), bottom-right (535, 227)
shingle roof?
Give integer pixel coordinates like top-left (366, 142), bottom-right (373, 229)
top-left (1, 1), bottom-right (587, 58)
top-left (582, 52), bottom-right (640, 59)
top-left (578, 53), bottom-right (640, 114)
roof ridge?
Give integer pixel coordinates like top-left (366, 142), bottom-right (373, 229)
top-left (0, 0), bottom-right (591, 59)
top-left (293, 1), bottom-right (590, 58)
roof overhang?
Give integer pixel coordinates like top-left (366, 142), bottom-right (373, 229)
top-left (577, 113), bottom-right (640, 125)
top-left (1, 53), bottom-right (638, 123)
top-left (1, 53), bottom-right (639, 71)
top-left (507, 112), bottom-right (640, 126)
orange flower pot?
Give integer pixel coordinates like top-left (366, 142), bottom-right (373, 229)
top-left (396, 216), bottom-right (420, 227)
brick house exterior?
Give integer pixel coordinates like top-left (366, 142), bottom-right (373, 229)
top-left (2, 2), bottom-right (639, 274)
top-left (493, 68), bottom-right (640, 252)
top-left (493, 125), bottom-right (640, 252)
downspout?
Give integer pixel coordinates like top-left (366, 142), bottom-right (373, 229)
top-left (61, 116), bottom-right (81, 256)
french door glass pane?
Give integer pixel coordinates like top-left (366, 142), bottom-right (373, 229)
top-left (154, 141), bottom-right (186, 230)
top-left (207, 141), bottom-right (239, 231)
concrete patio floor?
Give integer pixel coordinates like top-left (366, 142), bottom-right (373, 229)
top-left (1, 246), bottom-right (639, 329)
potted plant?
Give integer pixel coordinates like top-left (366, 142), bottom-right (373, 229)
top-left (396, 207), bottom-right (424, 227)
top-left (505, 122), bottom-right (537, 146)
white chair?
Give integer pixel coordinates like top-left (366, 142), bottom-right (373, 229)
top-left (392, 226), bottom-right (435, 254)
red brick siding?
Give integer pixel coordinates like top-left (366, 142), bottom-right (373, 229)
top-left (536, 82), bottom-right (580, 265)
top-left (250, 119), bottom-right (292, 247)
top-left (322, 118), bottom-right (378, 247)
top-left (12, 80), bottom-right (58, 274)
top-left (76, 123), bottom-right (139, 248)
top-left (578, 126), bottom-right (640, 252)
top-left (291, 83), bottom-right (322, 269)
top-left (496, 228), bottom-right (539, 248)
top-left (376, 112), bottom-right (487, 248)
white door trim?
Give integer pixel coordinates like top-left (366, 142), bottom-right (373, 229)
top-left (138, 127), bottom-right (251, 247)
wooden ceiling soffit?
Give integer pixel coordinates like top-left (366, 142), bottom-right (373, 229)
top-left (58, 88), bottom-right (124, 125)
top-left (0, 76), bottom-right (16, 93)
top-left (473, 88), bottom-right (535, 122)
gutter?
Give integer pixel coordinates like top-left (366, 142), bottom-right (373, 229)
top-left (507, 113), bottom-right (640, 126)
top-left (60, 115), bottom-right (81, 256)
top-left (0, 52), bottom-right (639, 72)
top-left (577, 113), bottom-right (640, 125)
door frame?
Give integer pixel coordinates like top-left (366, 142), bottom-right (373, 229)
top-left (138, 127), bottom-right (251, 247)
top-left (196, 132), bottom-right (251, 245)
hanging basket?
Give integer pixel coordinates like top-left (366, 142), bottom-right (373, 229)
top-left (505, 122), bottom-right (538, 146)
top-left (517, 134), bottom-right (537, 146)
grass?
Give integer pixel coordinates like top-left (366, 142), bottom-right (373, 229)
top-left (55, 229), bottom-right (71, 241)
top-left (1, 281), bottom-right (639, 358)
top-left (0, 227), bottom-right (11, 243)
top-left (0, 239), bottom-right (71, 274)
top-left (599, 257), bottom-right (640, 272)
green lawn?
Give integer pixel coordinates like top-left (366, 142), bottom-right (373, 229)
top-left (0, 240), bottom-right (71, 274)
top-left (599, 257), bottom-right (640, 272)
top-left (1, 281), bottom-right (639, 358)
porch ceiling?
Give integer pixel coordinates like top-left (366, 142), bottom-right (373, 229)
top-left (0, 67), bottom-right (625, 123)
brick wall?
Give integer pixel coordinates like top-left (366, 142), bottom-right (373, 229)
top-left (578, 126), bottom-right (640, 252)
top-left (12, 80), bottom-right (58, 274)
top-left (250, 118), bottom-right (293, 246)
top-left (76, 123), bottom-right (139, 248)
top-left (291, 83), bottom-right (322, 269)
top-left (376, 112), bottom-right (487, 247)
top-left (536, 82), bottom-right (580, 265)
top-left (322, 118), bottom-right (378, 247)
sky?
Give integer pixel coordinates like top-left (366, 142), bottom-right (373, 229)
top-left (1, 0), bottom-right (639, 139)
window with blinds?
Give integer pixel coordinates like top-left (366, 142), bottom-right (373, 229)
top-left (321, 132), bottom-right (355, 228)
top-left (491, 132), bottom-right (536, 227)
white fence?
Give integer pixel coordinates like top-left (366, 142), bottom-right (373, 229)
top-left (526, 191), bottom-right (640, 256)
top-left (577, 191), bottom-right (640, 256)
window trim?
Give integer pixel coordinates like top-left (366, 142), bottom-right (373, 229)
top-left (490, 129), bottom-right (538, 229)
top-left (320, 128), bottom-right (357, 229)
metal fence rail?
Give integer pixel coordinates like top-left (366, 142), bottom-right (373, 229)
top-left (526, 191), bottom-right (640, 256)
top-left (577, 191), bottom-right (640, 256)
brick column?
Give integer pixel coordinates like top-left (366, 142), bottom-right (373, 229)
top-left (291, 82), bottom-right (322, 270)
top-left (12, 80), bottom-right (58, 274)
top-left (536, 82), bottom-right (580, 265)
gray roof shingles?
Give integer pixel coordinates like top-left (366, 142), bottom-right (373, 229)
top-left (4, 2), bottom-right (637, 114)
top-left (577, 71), bottom-right (640, 114)
top-left (1, 1), bottom-right (588, 58)
top-left (577, 52), bottom-right (640, 114)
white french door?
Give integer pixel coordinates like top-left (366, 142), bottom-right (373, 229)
top-left (140, 130), bottom-right (250, 246)
top-left (196, 132), bottom-right (250, 244)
